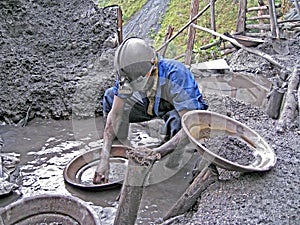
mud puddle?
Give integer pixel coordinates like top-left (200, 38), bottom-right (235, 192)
top-left (0, 117), bottom-right (199, 224)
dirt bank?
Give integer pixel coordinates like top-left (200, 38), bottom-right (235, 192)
top-left (0, 0), bottom-right (118, 124)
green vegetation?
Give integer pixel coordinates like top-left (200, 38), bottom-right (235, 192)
top-left (97, 0), bottom-right (147, 23)
top-left (97, 0), bottom-right (292, 60)
top-left (155, 0), bottom-right (240, 59)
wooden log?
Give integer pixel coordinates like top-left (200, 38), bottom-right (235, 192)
top-left (163, 161), bottom-right (218, 221)
top-left (200, 39), bottom-right (222, 50)
top-left (267, 0), bottom-right (280, 38)
top-left (113, 159), bottom-right (152, 225)
top-left (247, 3), bottom-right (281, 12)
top-left (278, 19), bottom-right (300, 24)
top-left (244, 32), bottom-right (272, 38)
top-left (210, 0), bottom-right (216, 38)
top-left (236, 0), bottom-right (247, 34)
top-left (246, 23), bottom-right (271, 30)
top-left (247, 15), bottom-right (271, 21)
top-left (295, 0), bottom-right (300, 18)
top-left (276, 66), bottom-right (300, 132)
top-left (266, 81), bottom-right (285, 119)
top-left (185, 0), bottom-right (199, 66)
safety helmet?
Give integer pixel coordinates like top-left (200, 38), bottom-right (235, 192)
top-left (114, 37), bottom-right (156, 81)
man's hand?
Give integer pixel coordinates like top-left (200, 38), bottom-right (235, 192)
top-left (127, 147), bottom-right (161, 166)
top-left (93, 160), bottom-right (109, 184)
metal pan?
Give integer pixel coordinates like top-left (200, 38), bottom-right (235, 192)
top-left (63, 145), bottom-right (130, 190)
top-left (182, 110), bottom-right (276, 172)
top-left (0, 194), bottom-right (101, 225)
top-left (232, 34), bottom-right (265, 47)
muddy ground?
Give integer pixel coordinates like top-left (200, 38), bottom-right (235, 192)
top-left (0, 0), bottom-right (300, 224)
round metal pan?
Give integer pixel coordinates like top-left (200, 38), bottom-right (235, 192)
top-left (63, 145), bottom-right (130, 190)
top-left (182, 110), bottom-right (276, 172)
top-left (0, 194), bottom-right (101, 225)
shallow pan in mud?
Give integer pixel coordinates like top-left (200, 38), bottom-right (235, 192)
top-left (182, 110), bottom-right (276, 172)
top-left (0, 194), bottom-right (101, 225)
top-left (64, 145), bottom-right (129, 190)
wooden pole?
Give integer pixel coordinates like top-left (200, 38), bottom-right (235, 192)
top-left (156, 3), bottom-right (211, 52)
top-left (258, 0), bottom-right (267, 34)
top-left (298, 79), bottom-right (300, 126)
top-left (295, 0), bottom-right (300, 17)
top-left (117, 6), bottom-right (123, 44)
top-left (276, 65), bottom-right (300, 132)
top-left (210, 0), bottom-right (216, 37)
top-left (113, 159), bottom-right (152, 225)
top-left (266, 80), bottom-right (285, 119)
top-left (184, 0), bottom-right (199, 66)
top-left (267, 0), bottom-right (280, 38)
top-left (160, 25), bottom-right (174, 57)
top-left (0, 136), bottom-right (3, 177)
top-left (236, 0), bottom-right (247, 34)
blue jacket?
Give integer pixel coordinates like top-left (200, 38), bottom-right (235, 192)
top-left (114, 55), bottom-right (208, 117)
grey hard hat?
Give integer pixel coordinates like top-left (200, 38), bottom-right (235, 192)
top-left (114, 37), bottom-right (156, 81)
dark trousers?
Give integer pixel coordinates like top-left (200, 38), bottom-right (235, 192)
top-left (102, 87), bottom-right (182, 140)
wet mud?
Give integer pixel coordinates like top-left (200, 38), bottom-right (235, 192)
top-left (0, 117), bottom-right (200, 224)
top-left (0, 0), bottom-right (299, 224)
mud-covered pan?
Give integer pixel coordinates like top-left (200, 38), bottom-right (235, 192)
top-left (0, 194), bottom-right (101, 225)
top-left (64, 145), bottom-right (129, 190)
top-left (232, 34), bottom-right (265, 47)
top-left (182, 110), bottom-right (276, 172)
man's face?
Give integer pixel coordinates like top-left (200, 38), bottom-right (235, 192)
top-left (118, 64), bottom-right (156, 94)
top-left (130, 75), bottom-right (154, 92)
top-left (118, 74), bottom-right (153, 94)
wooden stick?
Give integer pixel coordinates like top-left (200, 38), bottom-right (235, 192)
top-left (276, 66), bottom-right (300, 132)
top-left (200, 39), bottom-right (222, 50)
top-left (247, 15), bottom-right (271, 21)
top-left (160, 25), bottom-right (174, 57)
top-left (163, 161), bottom-right (217, 221)
top-left (247, 3), bottom-right (281, 12)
